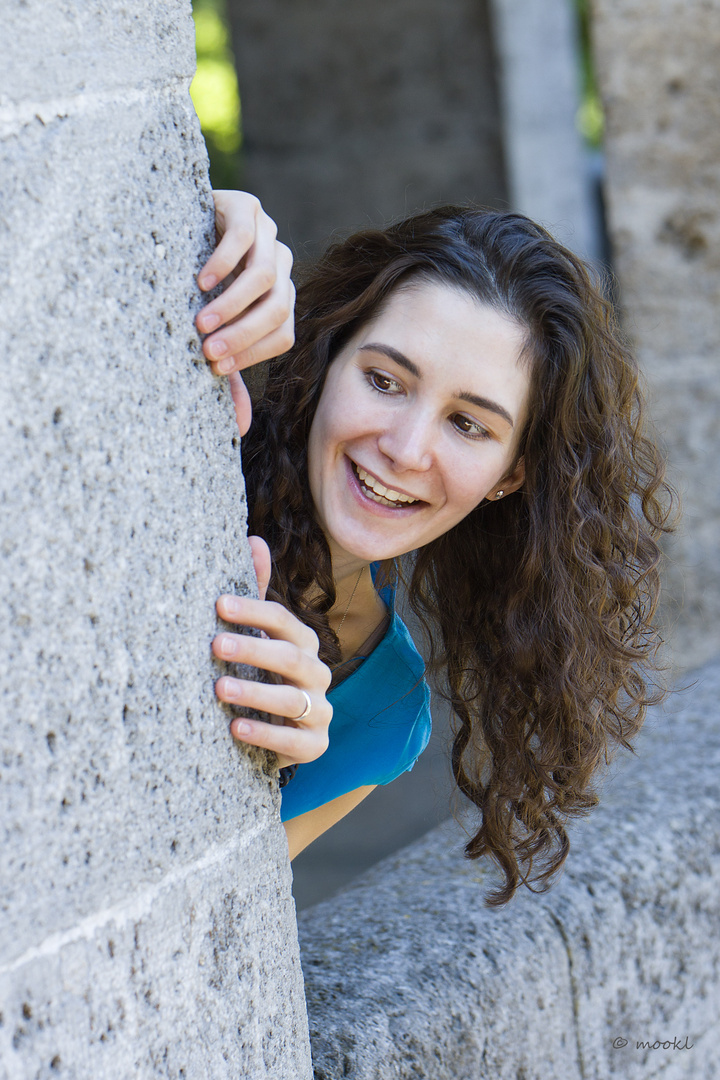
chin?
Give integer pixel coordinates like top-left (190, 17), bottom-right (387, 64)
top-left (328, 526), bottom-right (407, 565)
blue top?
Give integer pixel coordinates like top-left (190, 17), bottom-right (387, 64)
top-left (280, 599), bottom-right (432, 822)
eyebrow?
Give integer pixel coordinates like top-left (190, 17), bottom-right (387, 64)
top-left (358, 342), bottom-right (515, 428)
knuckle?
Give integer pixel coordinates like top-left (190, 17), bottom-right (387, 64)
top-left (275, 295), bottom-right (292, 322)
top-left (253, 264), bottom-right (276, 294)
top-left (281, 642), bottom-right (303, 679)
top-left (228, 324), bottom-right (252, 353)
top-left (316, 701), bottom-right (333, 729)
top-left (267, 600), bottom-right (292, 630)
top-left (232, 224), bottom-right (255, 251)
top-left (317, 661), bottom-right (332, 692)
top-left (278, 325), bottom-right (295, 352)
top-left (287, 731), bottom-right (308, 763)
top-left (266, 298), bottom-right (286, 326)
top-left (236, 343), bottom-right (258, 367)
top-left (296, 733), bottom-right (328, 766)
top-left (277, 241), bottom-right (294, 270)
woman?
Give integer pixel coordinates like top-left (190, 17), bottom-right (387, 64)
top-left (199, 194), bottom-right (674, 904)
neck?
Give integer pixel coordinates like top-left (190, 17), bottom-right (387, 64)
top-left (330, 564), bottom-right (368, 622)
top-left (329, 564), bottom-right (388, 660)
top-left (329, 547), bottom-right (372, 590)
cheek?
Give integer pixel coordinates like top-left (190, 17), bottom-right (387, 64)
top-left (437, 458), bottom-right (509, 524)
top-left (441, 452), bottom-right (494, 510)
top-left (313, 391), bottom-right (374, 459)
top-left (449, 480), bottom-right (489, 518)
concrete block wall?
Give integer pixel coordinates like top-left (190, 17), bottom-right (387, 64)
top-left (591, 0), bottom-right (720, 672)
top-left (300, 659), bottom-right (720, 1079)
top-left (0, 2), bottom-right (311, 1076)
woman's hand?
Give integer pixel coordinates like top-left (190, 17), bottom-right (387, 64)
top-left (212, 536), bottom-right (332, 769)
top-left (196, 191), bottom-right (295, 435)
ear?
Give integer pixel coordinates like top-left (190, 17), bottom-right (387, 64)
top-left (486, 456), bottom-right (525, 501)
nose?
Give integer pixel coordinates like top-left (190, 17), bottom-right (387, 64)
top-left (376, 405), bottom-right (435, 473)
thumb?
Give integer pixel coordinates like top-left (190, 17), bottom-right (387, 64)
top-left (247, 535), bottom-right (271, 602)
top-left (228, 370), bottom-right (252, 437)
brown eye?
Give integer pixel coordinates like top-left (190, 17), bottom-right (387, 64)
top-left (452, 414), bottom-right (490, 439)
top-left (368, 370), bottom-right (401, 394)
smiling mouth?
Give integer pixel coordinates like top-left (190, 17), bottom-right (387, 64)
top-left (352, 463), bottom-right (421, 508)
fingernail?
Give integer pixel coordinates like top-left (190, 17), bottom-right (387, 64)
top-left (217, 357), bottom-right (234, 374)
top-left (202, 312), bottom-right (220, 331)
top-left (219, 634), bottom-right (235, 658)
top-left (234, 721), bottom-right (251, 736)
top-left (224, 596), bottom-right (242, 614)
top-left (208, 339), bottom-right (227, 359)
top-left (200, 274), bottom-right (218, 290)
top-left (223, 678), bottom-right (242, 701)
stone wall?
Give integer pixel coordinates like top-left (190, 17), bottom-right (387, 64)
top-left (300, 658), bottom-right (720, 1079)
top-left (0, 2), bottom-right (310, 1076)
top-left (591, 0), bottom-right (720, 671)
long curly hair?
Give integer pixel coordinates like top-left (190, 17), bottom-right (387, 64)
top-left (242, 206), bottom-right (675, 905)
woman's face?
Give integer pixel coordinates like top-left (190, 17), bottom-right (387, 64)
top-left (307, 280), bottom-right (531, 570)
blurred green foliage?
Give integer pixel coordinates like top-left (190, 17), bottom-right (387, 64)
top-left (190, 0), bottom-right (242, 189)
top-left (574, 0), bottom-right (604, 147)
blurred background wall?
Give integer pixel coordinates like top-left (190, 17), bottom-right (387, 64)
top-left (591, 0), bottom-right (720, 680)
top-left (189, 0), bottom-right (720, 909)
top-left (191, 0), bottom-right (601, 258)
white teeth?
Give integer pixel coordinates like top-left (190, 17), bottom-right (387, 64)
top-left (355, 465), bottom-right (418, 506)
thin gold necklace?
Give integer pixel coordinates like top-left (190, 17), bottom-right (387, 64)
top-left (336, 566), bottom-right (365, 635)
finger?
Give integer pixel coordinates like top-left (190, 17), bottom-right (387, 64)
top-left (208, 313), bottom-right (295, 378)
top-left (215, 597), bottom-right (320, 653)
top-left (197, 190), bottom-right (260, 292)
top-left (227, 370), bottom-right (252, 436)
top-left (197, 230), bottom-right (290, 338)
top-left (216, 675), bottom-right (318, 723)
top-left (247, 535), bottom-right (271, 602)
top-left (201, 276), bottom-right (294, 365)
top-left (212, 631), bottom-right (326, 686)
top-left (229, 714), bottom-right (330, 766)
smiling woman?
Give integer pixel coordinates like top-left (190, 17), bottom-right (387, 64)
top-left (307, 285), bottom-right (529, 568)
top-left (205, 202), bottom-right (675, 905)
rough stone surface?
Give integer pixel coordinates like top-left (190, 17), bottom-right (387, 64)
top-left (591, 0), bottom-right (720, 671)
top-left (299, 659), bottom-right (720, 1079)
top-left (227, 0), bottom-right (507, 253)
top-left (0, 3), bottom-right (311, 1076)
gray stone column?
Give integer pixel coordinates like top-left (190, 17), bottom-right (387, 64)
top-left (0, 2), bottom-right (311, 1076)
top-left (228, 0), bottom-right (507, 253)
top-left (490, 0), bottom-right (600, 260)
top-left (591, 0), bottom-right (720, 671)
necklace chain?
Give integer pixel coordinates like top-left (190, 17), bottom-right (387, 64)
top-left (336, 566), bottom-right (365, 635)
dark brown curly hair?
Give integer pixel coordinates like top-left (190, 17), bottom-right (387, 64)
top-left (242, 206), bottom-right (675, 905)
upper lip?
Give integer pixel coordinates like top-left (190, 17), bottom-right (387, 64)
top-left (350, 458), bottom-right (425, 502)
